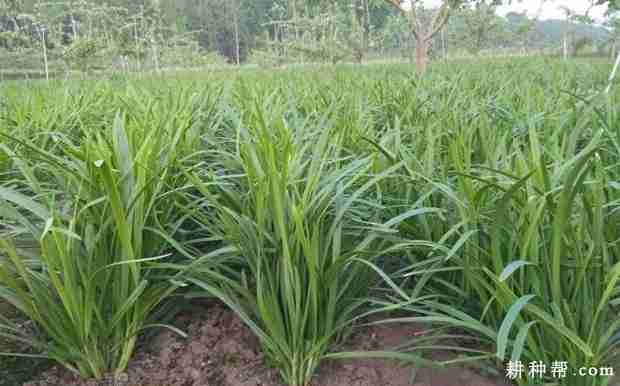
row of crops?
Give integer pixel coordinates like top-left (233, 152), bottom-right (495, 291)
top-left (0, 59), bottom-right (619, 386)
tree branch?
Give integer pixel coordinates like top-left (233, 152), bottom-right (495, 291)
top-left (384, 0), bottom-right (421, 39)
top-left (408, 1), bottom-right (422, 36)
top-left (425, 2), bottom-right (451, 41)
top-left (584, 0), bottom-right (597, 19)
top-left (384, 0), bottom-right (406, 14)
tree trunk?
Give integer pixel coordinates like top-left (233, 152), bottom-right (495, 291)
top-left (364, 0), bottom-right (370, 52)
top-left (134, 22), bottom-right (141, 72)
top-left (415, 37), bottom-right (428, 74)
top-left (441, 27), bottom-right (446, 59)
top-left (152, 36), bottom-right (159, 72)
top-left (41, 30), bottom-right (49, 81)
top-left (291, 0), bottom-right (298, 40)
top-left (233, 0), bottom-right (240, 66)
top-left (234, 19), bottom-right (240, 65)
top-left (71, 15), bottom-right (78, 41)
top-left (563, 35), bottom-right (568, 60)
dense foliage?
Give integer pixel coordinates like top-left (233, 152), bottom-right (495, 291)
top-left (0, 59), bottom-right (619, 386)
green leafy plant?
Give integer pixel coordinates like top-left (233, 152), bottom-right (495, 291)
top-left (184, 86), bottom-right (436, 386)
top-left (365, 66), bottom-right (620, 385)
top-left (0, 100), bottom-right (206, 378)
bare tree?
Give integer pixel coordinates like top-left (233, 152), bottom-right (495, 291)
top-left (385, 0), bottom-right (456, 73)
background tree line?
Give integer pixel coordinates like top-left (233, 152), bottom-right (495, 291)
top-left (0, 0), bottom-right (618, 75)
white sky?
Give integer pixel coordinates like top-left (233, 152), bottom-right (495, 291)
top-left (417, 0), bottom-right (609, 22)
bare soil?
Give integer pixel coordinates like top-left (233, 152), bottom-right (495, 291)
top-left (0, 301), bottom-right (53, 386)
top-left (24, 302), bottom-right (514, 386)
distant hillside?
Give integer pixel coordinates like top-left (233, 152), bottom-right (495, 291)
top-left (505, 12), bottom-right (610, 48)
top-left (535, 18), bottom-right (609, 42)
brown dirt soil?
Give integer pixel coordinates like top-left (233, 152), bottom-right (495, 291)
top-left (24, 303), bottom-right (513, 386)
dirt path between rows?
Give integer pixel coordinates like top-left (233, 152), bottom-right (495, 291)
top-left (25, 302), bottom-right (514, 386)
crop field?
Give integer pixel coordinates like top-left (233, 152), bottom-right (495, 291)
top-left (0, 59), bottom-right (619, 386)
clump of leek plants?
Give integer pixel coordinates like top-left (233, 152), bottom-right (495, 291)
top-left (0, 104), bottom-right (205, 378)
top-left (185, 87), bottom-right (434, 386)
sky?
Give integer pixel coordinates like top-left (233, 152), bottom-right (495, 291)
top-left (417, 0), bottom-right (610, 22)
